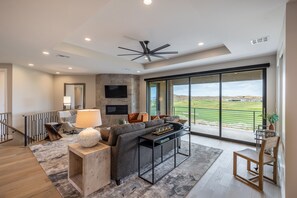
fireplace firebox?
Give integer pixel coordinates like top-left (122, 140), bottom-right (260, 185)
top-left (106, 105), bottom-right (128, 115)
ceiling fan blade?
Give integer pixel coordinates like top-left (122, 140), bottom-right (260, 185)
top-left (153, 51), bottom-right (178, 54)
top-left (139, 41), bottom-right (148, 53)
top-left (117, 53), bottom-right (142, 56)
top-left (146, 55), bottom-right (151, 62)
top-left (131, 54), bottom-right (144, 61)
top-left (151, 44), bottom-right (170, 53)
top-left (150, 54), bottom-right (167, 59)
top-left (118, 46), bottom-right (142, 53)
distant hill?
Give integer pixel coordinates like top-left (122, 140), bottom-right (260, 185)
top-left (173, 95), bottom-right (262, 102)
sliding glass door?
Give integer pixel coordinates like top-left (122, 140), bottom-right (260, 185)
top-left (148, 81), bottom-right (166, 116)
top-left (221, 70), bottom-right (263, 143)
top-left (146, 66), bottom-right (266, 144)
top-left (190, 75), bottom-right (220, 136)
top-left (168, 78), bottom-right (189, 121)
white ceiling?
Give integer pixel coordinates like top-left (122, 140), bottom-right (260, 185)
top-left (0, 0), bottom-right (286, 75)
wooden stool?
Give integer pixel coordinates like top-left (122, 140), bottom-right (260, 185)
top-left (44, 122), bottom-right (63, 141)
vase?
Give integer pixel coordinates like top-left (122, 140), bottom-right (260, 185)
top-left (269, 124), bottom-right (275, 131)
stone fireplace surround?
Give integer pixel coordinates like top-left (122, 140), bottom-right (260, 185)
top-left (96, 74), bottom-right (139, 126)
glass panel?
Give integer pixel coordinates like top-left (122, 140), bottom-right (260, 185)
top-left (222, 70), bottom-right (263, 143)
top-left (190, 75), bottom-right (220, 136)
top-left (148, 81), bottom-right (166, 116)
top-left (168, 78), bottom-right (189, 122)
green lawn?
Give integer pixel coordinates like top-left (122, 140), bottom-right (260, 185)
top-left (150, 98), bottom-right (263, 130)
top-left (173, 99), bottom-right (262, 130)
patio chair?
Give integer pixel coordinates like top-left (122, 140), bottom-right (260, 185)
top-left (233, 136), bottom-right (280, 191)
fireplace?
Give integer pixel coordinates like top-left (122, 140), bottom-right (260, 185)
top-left (106, 105), bottom-right (128, 115)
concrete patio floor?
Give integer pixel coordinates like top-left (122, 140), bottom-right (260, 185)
top-left (190, 124), bottom-right (255, 143)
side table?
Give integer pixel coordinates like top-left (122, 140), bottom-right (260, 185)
top-left (68, 143), bottom-right (111, 197)
top-left (44, 122), bottom-right (63, 141)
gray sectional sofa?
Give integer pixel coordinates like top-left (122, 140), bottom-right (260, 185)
top-left (100, 119), bottom-right (176, 185)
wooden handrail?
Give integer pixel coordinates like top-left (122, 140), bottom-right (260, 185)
top-left (0, 120), bottom-right (23, 134)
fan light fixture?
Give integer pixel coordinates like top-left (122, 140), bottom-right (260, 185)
top-left (118, 40), bottom-right (178, 62)
top-left (143, 0), bottom-right (152, 5)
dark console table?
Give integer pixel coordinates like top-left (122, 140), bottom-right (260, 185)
top-left (138, 125), bottom-right (191, 184)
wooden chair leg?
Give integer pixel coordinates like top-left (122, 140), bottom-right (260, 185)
top-left (258, 164), bottom-right (264, 191)
top-left (273, 161), bottom-right (277, 184)
top-left (247, 160), bottom-right (251, 171)
top-left (233, 152), bottom-right (237, 176)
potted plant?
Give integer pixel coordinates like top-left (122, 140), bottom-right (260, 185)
top-left (265, 113), bottom-right (279, 130)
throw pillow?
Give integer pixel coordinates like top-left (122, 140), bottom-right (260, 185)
top-left (152, 116), bottom-right (160, 120)
top-left (100, 127), bottom-right (111, 141)
top-left (178, 119), bottom-right (188, 125)
top-left (137, 112), bottom-right (147, 120)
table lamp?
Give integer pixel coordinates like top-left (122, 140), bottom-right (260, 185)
top-left (76, 109), bottom-right (102, 147)
top-left (63, 96), bottom-right (71, 110)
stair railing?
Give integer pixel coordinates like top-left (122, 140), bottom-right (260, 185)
top-left (23, 111), bottom-right (59, 146)
top-left (0, 112), bottom-right (23, 144)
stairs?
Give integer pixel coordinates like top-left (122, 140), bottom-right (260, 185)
top-left (0, 134), bottom-right (13, 144)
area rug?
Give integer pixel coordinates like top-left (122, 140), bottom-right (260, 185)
top-left (30, 135), bottom-right (222, 198)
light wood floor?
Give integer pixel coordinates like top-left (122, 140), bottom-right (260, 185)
top-left (0, 146), bottom-right (61, 198)
top-left (186, 135), bottom-right (281, 198)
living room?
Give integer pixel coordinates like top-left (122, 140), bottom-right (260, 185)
top-left (0, 0), bottom-right (296, 198)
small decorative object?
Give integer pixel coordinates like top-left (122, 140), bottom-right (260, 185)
top-left (76, 109), bottom-right (102, 147)
top-left (77, 127), bottom-right (101, 147)
top-left (118, 118), bottom-right (127, 125)
top-left (261, 113), bottom-right (279, 131)
top-left (152, 124), bottom-right (173, 135)
top-left (63, 96), bottom-right (71, 110)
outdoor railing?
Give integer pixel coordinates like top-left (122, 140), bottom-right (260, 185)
top-left (173, 107), bottom-right (262, 131)
top-left (23, 111), bottom-right (59, 146)
top-left (0, 112), bottom-right (12, 143)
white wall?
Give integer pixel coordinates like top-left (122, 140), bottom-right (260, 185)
top-left (12, 65), bottom-right (54, 131)
top-left (0, 64), bottom-right (12, 112)
top-left (139, 55), bottom-right (276, 114)
top-left (284, 1), bottom-right (297, 197)
top-left (0, 69), bottom-right (7, 112)
top-left (53, 75), bottom-right (96, 110)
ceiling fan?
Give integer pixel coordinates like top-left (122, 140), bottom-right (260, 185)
top-left (118, 40), bottom-right (178, 62)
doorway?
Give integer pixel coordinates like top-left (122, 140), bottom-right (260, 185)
top-left (0, 69), bottom-right (7, 113)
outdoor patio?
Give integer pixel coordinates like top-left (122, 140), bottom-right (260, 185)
top-left (190, 123), bottom-right (255, 143)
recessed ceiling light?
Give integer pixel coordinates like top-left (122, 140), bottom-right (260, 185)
top-left (137, 70), bottom-right (141, 73)
top-left (144, 57), bottom-right (148, 60)
top-left (68, 67), bottom-right (72, 70)
top-left (198, 42), bottom-right (204, 46)
top-left (143, 0), bottom-right (152, 5)
top-left (42, 51), bottom-right (50, 55)
top-left (28, 63), bottom-right (34, 67)
top-left (84, 37), bottom-right (91, 42)
top-left (56, 72), bottom-right (60, 74)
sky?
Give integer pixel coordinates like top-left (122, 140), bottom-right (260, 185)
top-left (151, 80), bottom-right (262, 98)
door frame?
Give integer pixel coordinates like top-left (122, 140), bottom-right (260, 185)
top-left (145, 64), bottom-right (269, 146)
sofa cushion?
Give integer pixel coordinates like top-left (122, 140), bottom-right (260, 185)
top-left (100, 127), bottom-right (111, 141)
top-left (108, 123), bottom-right (145, 146)
top-left (145, 119), bottom-right (164, 128)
